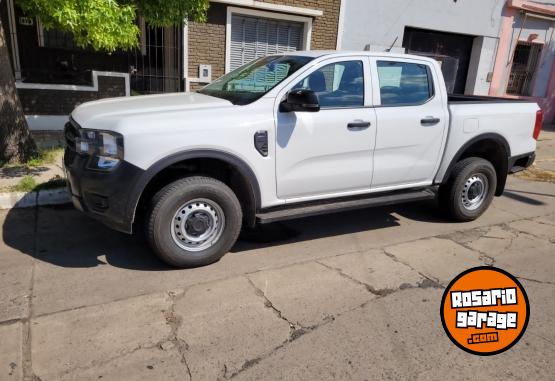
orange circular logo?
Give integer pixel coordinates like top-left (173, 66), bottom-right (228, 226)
top-left (441, 267), bottom-right (529, 356)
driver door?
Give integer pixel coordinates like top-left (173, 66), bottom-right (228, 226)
top-left (275, 57), bottom-right (377, 201)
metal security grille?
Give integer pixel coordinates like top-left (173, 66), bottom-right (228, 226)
top-left (40, 27), bottom-right (77, 50)
top-left (507, 42), bottom-right (543, 96)
top-left (128, 21), bottom-right (182, 94)
top-left (230, 14), bottom-right (304, 71)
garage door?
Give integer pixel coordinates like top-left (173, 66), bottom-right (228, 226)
top-left (403, 27), bottom-right (474, 94)
top-left (230, 14), bottom-right (304, 71)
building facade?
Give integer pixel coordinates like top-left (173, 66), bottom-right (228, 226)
top-left (489, 0), bottom-right (555, 123)
top-left (186, 0), bottom-right (341, 91)
top-left (4, 0), bottom-right (554, 134)
top-left (339, 0), bottom-right (505, 95)
top-left (1, 0), bottom-right (340, 134)
top-left (339, 0), bottom-right (555, 122)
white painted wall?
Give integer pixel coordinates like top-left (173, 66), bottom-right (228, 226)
top-left (340, 0), bottom-right (505, 51)
top-left (465, 37), bottom-right (499, 95)
top-left (339, 0), bottom-right (505, 95)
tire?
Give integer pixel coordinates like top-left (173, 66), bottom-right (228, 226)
top-left (439, 157), bottom-right (497, 222)
top-left (146, 176), bottom-right (242, 268)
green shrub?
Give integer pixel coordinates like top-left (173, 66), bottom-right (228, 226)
top-left (13, 176), bottom-right (38, 193)
top-left (27, 148), bottom-right (64, 167)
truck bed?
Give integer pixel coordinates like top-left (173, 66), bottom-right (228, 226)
top-left (448, 94), bottom-right (533, 104)
top-left (439, 97), bottom-right (539, 185)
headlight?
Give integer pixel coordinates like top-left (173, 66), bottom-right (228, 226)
top-left (76, 130), bottom-right (124, 171)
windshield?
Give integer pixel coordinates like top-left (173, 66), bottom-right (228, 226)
top-left (198, 55), bottom-right (314, 105)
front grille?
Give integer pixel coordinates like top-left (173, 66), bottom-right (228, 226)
top-left (64, 119), bottom-right (80, 151)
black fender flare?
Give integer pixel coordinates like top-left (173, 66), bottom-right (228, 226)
top-left (127, 149), bottom-right (262, 225)
top-left (441, 133), bottom-right (511, 196)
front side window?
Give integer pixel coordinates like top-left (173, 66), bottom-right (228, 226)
top-left (292, 61), bottom-right (365, 108)
top-left (377, 61), bottom-right (433, 106)
top-left (199, 55), bottom-right (313, 105)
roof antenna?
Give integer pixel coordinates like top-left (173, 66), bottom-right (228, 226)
top-left (386, 36), bottom-right (399, 52)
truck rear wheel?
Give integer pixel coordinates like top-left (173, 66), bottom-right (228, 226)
top-left (439, 157), bottom-right (497, 222)
top-left (146, 176), bottom-right (242, 268)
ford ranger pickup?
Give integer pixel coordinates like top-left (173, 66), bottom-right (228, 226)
top-left (64, 51), bottom-right (542, 267)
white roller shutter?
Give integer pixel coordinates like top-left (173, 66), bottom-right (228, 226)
top-left (230, 14), bottom-right (304, 71)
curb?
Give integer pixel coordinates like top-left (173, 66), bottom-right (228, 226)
top-left (0, 188), bottom-right (71, 210)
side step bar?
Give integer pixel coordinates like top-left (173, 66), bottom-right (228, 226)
top-left (256, 189), bottom-right (437, 224)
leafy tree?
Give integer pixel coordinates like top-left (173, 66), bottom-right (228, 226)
top-left (1, 0), bottom-right (208, 163)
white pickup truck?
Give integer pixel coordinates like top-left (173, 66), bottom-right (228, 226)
top-left (64, 51), bottom-right (543, 268)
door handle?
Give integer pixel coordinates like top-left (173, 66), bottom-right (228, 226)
top-left (421, 117), bottom-right (441, 126)
top-left (347, 121), bottom-right (371, 130)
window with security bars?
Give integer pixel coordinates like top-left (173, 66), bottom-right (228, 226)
top-left (229, 14), bottom-right (304, 72)
top-left (41, 28), bottom-right (76, 50)
top-left (507, 42), bottom-right (543, 96)
top-left (37, 19), bottom-right (76, 50)
top-left (128, 20), bottom-right (182, 94)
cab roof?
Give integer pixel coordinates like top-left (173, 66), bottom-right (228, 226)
top-left (273, 50), bottom-right (437, 63)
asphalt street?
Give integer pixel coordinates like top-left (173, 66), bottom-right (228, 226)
top-left (1, 176), bottom-right (554, 380)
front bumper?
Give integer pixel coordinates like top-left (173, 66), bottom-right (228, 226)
top-left (64, 147), bottom-right (144, 234)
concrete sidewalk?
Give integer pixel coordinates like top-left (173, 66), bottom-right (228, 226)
top-left (0, 150), bottom-right (68, 210)
top-left (536, 125), bottom-right (555, 172)
top-left (0, 151), bottom-right (64, 192)
top-left (1, 176), bottom-right (554, 380)
top-left (515, 127), bottom-right (555, 184)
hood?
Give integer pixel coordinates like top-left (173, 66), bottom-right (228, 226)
top-left (71, 92), bottom-right (233, 127)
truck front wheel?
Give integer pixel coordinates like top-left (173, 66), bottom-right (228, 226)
top-left (439, 157), bottom-right (497, 222)
top-left (146, 176), bottom-right (242, 268)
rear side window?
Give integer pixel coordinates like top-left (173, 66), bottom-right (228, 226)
top-left (377, 61), bottom-right (434, 106)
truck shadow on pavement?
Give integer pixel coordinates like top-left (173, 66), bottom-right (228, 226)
top-left (1, 200), bottom-right (446, 271)
top-left (2, 205), bottom-right (170, 270)
top-left (232, 200), bottom-right (444, 252)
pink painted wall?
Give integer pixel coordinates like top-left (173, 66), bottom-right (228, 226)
top-left (489, 6), bottom-right (517, 97)
top-left (489, 1), bottom-right (555, 123)
top-left (539, 62), bottom-right (555, 123)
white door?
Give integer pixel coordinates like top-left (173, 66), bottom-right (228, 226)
top-left (275, 58), bottom-right (377, 200)
top-left (370, 58), bottom-right (448, 189)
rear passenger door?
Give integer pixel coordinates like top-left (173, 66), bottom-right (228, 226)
top-left (370, 58), bottom-right (448, 190)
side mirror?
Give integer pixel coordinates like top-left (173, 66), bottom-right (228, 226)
top-left (280, 89), bottom-right (320, 113)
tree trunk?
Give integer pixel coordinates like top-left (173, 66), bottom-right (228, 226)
top-left (0, 12), bottom-right (37, 164)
